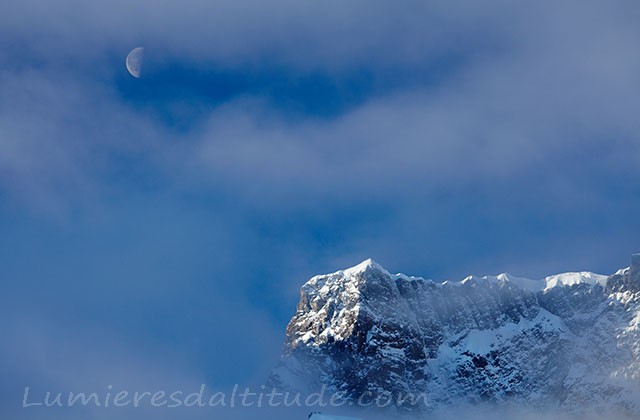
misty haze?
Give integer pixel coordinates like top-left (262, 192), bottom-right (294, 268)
top-left (1, 0), bottom-right (640, 419)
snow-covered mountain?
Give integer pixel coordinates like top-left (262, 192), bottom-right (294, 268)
top-left (270, 254), bottom-right (640, 416)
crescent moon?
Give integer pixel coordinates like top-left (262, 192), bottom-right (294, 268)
top-left (126, 47), bottom-right (144, 78)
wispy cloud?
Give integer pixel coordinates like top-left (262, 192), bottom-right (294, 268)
top-left (1, 3), bottom-right (640, 418)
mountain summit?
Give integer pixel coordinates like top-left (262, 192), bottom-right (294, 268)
top-left (270, 255), bottom-right (640, 415)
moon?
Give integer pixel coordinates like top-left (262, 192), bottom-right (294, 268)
top-left (125, 47), bottom-right (144, 78)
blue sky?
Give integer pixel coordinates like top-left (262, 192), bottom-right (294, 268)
top-left (1, 0), bottom-right (640, 418)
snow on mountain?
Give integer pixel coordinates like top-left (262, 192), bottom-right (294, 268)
top-left (270, 254), bottom-right (640, 416)
top-left (543, 271), bottom-right (608, 290)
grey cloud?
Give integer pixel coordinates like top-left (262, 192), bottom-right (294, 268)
top-left (0, 0), bottom-right (529, 70)
top-left (2, 0), bottom-right (639, 206)
top-left (2, 5), bottom-right (640, 415)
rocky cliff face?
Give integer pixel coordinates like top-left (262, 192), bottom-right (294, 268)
top-left (269, 256), bottom-right (640, 415)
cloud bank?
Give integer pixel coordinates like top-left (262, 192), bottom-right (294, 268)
top-left (1, 1), bottom-right (640, 419)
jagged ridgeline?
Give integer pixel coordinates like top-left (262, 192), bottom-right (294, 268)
top-left (270, 254), bottom-right (640, 415)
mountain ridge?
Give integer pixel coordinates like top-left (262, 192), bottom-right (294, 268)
top-left (270, 254), bottom-right (640, 416)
